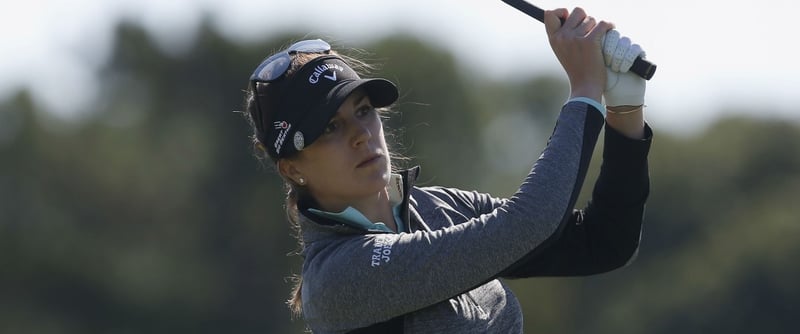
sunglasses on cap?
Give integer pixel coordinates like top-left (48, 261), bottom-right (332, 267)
top-left (249, 39), bottom-right (332, 83)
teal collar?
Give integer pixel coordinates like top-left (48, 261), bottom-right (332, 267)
top-left (308, 173), bottom-right (406, 233)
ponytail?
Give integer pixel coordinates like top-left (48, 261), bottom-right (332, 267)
top-left (285, 184), bottom-right (304, 317)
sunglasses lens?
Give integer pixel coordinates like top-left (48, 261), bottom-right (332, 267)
top-left (252, 55), bottom-right (291, 82)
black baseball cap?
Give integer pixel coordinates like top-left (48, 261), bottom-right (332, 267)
top-left (256, 55), bottom-right (398, 159)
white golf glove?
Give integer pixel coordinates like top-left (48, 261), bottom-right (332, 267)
top-left (602, 30), bottom-right (646, 107)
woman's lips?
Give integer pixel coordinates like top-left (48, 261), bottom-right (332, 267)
top-left (357, 154), bottom-right (382, 168)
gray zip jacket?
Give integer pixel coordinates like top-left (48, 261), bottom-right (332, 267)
top-left (297, 101), bottom-right (652, 333)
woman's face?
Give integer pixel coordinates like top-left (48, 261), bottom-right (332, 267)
top-left (283, 89), bottom-right (391, 211)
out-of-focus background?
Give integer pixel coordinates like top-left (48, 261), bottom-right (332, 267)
top-left (1, 0), bottom-right (798, 333)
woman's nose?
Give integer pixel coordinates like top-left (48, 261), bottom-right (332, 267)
top-left (351, 121), bottom-right (372, 147)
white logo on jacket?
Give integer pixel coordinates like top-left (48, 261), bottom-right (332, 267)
top-left (371, 235), bottom-right (392, 267)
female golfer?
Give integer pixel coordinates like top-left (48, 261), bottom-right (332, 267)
top-left (242, 7), bottom-right (652, 334)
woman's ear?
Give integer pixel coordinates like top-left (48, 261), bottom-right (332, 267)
top-left (277, 159), bottom-right (304, 185)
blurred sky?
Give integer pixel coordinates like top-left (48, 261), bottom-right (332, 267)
top-left (2, 0), bottom-right (799, 133)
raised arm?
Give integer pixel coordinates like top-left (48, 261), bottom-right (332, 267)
top-left (500, 123), bottom-right (652, 278)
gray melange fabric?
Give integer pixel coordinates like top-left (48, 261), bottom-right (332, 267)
top-left (299, 101), bottom-right (604, 333)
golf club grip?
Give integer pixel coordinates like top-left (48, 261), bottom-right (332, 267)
top-left (501, 0), bottom-right (656, 80)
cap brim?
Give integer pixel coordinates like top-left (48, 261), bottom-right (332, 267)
top-left (333, 78), bottom-right (399, 109)
top-left (357, 78), bottom-right (399, 108)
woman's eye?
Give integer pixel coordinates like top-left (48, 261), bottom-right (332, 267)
top-left (356, 105), bottom-right (374, 117)
top-left (323, 121), bottom-right (338, 134)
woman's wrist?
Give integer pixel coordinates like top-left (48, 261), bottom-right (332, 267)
top-left (569, 83), bottom-right (603, 103)
top-left (605, 105), bottom-right (645, 139)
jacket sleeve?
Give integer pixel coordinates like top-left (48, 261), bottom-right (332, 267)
top-left (500, 123), bottom-right (653, 278)
top-left (300, 101), bottom-right (604, 332)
